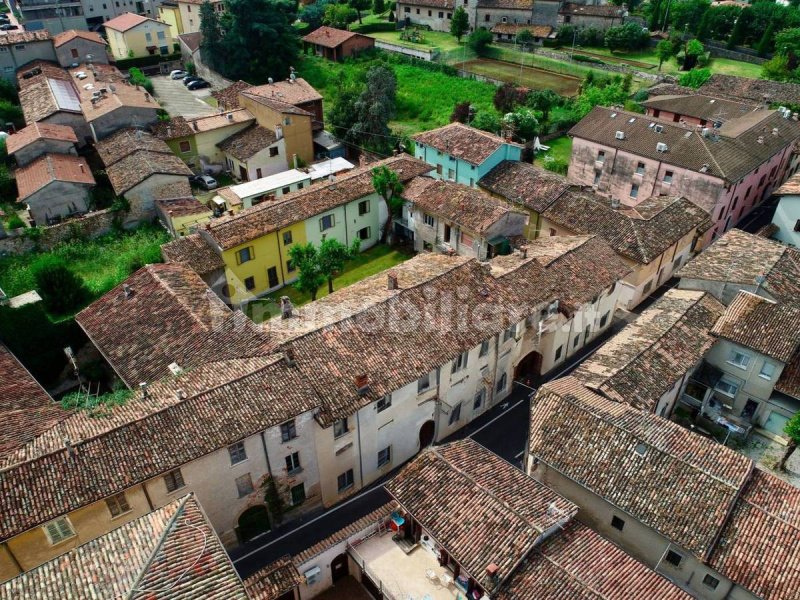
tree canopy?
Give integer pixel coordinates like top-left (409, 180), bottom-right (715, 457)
top-left (450, 6), bottom-right (469, 42)
top-left (318, 238), bottom-right (361, 293)
top-left (776, 412), bottom-right (800, 471)
top-left (372, 165), bottom-right (405, 217)
top-left (351, 65), bottom-right (398, 154)
top-left (287, 243), bottom-right (325, 301)
top-left (604, 22), bottom-right (649, 52)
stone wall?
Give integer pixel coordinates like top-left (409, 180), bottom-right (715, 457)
top-left (705, 41), bottom-right (767, 65)
top-left (535, 48), bottom-right (667, 82)
top-left (374, 40), bottom-right (438, 61)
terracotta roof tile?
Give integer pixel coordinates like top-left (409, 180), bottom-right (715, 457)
top-left (480, 161), bottom-right (570, 214)
top-left (387, 440), bottom-right (577, 593)
top-left (75, 263), bottom-right (272, 386)
top-left (543, 191), bottom-right (711, 264)
top-left (70, 64), bottom-right (161, 122)
top-left (106, 149), bottom-right (193, 195)
top-left (643, 94), bottom-right (759, 122)
top-left (699, 74), bottom-right (800, 106)
top-left (161, 232), bottom-right (225, 276)
top-left (0, 30), bottom-right (50, 46)
top-left (15, 153), bottom-right (95, 201)
top-left (96, 127), bottom-right (173, 166)
top-left (52, 29), bottom-right (107, 47)
top-left (4, 122), bottom-right (77, 155)
top-left (490, 23), bottom-right (552, 37)
top-left (18, 64), bottom-right (81, 123)
top-left (245, 78), bottom-right (323, 106)
top-left (711, 291), bottom-right (800, 362)
top-left (177, 31), bottom-right (203, 52)
top-left (528, 377), bottom-right (753, 560)
top-left (156, 196), bottom-right (211, 217)
top-left (574, 289), bottom-right (725, 411)
top-left (206, 155), bottom-right (432, 250)
top-left (103, 12), bottom-right (156, 32)
top-left (479, 0), bottom-right (533, 8)
top-left (151, 109), bottom-right (254, 139)
top-left (211, 80), bottom-right (252, 111)
top-left (413, 122), bottom-right (520, 166)
top-left (776, 349), bottom-right (800, 399)
top-left (245, 556), bottom-right (302, 600)
top-left (559, 2), bottom-right (624, 16)
top-left (710, 469), bottom-right (800, 600)
top-left (775, 171), bottom-right (800, 195)
top-left (0, 494), bottom-right (249, 599)
top-left (678, 229), bottom-right (800, 304)
top-left (302, 26), bottom-right (362, 48)
top-left (218, 125), bottom-right (278, 161)
top-left (402, 177), bottom-right (528, 234)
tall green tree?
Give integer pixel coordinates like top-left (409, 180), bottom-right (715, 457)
top-left (372, 165), bottom-right (405, 216)
top-left (352, 65), bottom-right (397, 154)
top-left (349, 0), bottom-right (371, 24)
top-left (199, 0), bottom-right (222, 70)
top-left (329, 81), bottom-right (363, 145)
top-left (450, 6), bottom-right (469, 42)
top-left (649, 0), bottom-right (662, 31)
top-left (775, 28), bottom-right (800, 57)
top-left (656, 38), bottom-right (674, 71)
top-left (373, 0), bottom-right (385, 14)
top-left (300, 0), bottom-right (334, 30)
top-left (727, 7), bottom-right (750, 48)
top-left (288, 243), bottom-right (325, 301)
top-left (218, 0), bottom-right (299, 82)
top-left (776, 412), bottom-right (800, 472)
top-left (756, 22), bottom-right (775, 57)
top-left (516, 28), bottom-right (535, 50)
top-left (323, 3), bottom-right (357, 29)
top-left (467, 28), bottom-right (493, 55)
top-left (318, 238), bottom-right (361, 293)
top-left (668, 0), bottom-right (711, 34)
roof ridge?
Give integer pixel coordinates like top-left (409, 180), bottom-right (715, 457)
top-left (694, 131), bottom-right (728, 179)
top-left (146, 264), bottom-right (218, 331)
top-left (540, 380), bottom-right (752, 489)
top-left (745, 470), bottom-right (800, 532)
top-left (531, 543), bottom-right (608, 599)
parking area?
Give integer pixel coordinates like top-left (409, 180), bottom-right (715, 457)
top-left (150, 75), bottom-right (216, 118)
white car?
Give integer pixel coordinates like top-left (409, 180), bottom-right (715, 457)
top-left (170, 70), bottom-right (189, 80)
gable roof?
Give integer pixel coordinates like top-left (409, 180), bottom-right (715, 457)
top-left (0, 345), bottom-right (68, 457)
top-left (75, 263), bottom-right (272, 386)
top-left (386, 439), bottom-right (577, 592)
top-left (0, 30), bottom-right (51, 47)
top-left (573, 289), bottom-right (725, 411)
top-left (103, 12), bottom-right (159, 32)
top-left (302, 26), bottom-right (363, 48)
top-left (709, 469), bottom-right (800, 600)
top-left (96, 127), bottom-right (174, 166)
top-left (17, 63), bottom-right (82, 124)
top-left (402, 177), bottom-right (527, 235)
top-left (151, 109), bottom-right (254, 140)
top-left (559, 2), bottom-right (623, 16)
top-left (413, 122), bottom-right (520, 166)
top-left (245, 78), bottom-right (323, 106)
top-left (205, 155), bottom-right (432, 250)
top-left (217, 124), bottom-right (278, 161)
top-left (161, 232), bottom-right (225, 277)
top-left (699, 74), bottom-right (800, 106)
top-left (105, 149), bottom-right (193, 195)
top-left (0, 494), bottom-right (249, 599)
top-left (542, 191), bottom-right (711, 264)
top-left (244, 556), bottom-right (302, 600)
top-left (15, 153), bottom-right (94, 200)
top-left (711, 291), bottom-right (800, 362)
top-left (528, 377), bottom-right (753, 560)
top-left (642, 94), bottom-right (759, 123)
top-left (569, 106), bottom-right (800, 186)
top-left (211, 80), bottom-right (252, 111)
top-left (5, 122), bottom-right (78, 155)
top-left (479, 160), bottom-right (571, 214)
top-left (177, 31), bottom-right (203, 53)
top-left (52, 29), bottom-right (106, 47)
top-left (678, 228), bottom-right (800, 304)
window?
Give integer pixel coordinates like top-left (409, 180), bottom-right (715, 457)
top-left (164, 469), bottom-right (185, 493)
top-left (267, 267), bottom-right (279, 288)
top-left (428, 10), bottom-right (432, 16)
top-left (71, 48), bottom-right (79, 58)
top-left (485, 14), bottom-right (490, 21)
top-left (479, 340), bottom-right (490, 357)
top-left (319, 214), bottom-right (335, 231)
top-left (269, 147), bottom-right (279, 157)
top-left (334, 418), bottom-right (349, 438)
top-left (611, 516), bottom-right (625, 531)
top-left (599, 311), bottom-right (609, 328)
top-left (287, 260), bottom-right (296, 273)
top-left (405, 6), bottom-right (410, 12)
top-left (378, 446), bottom-right (391, 467)
top-left (377, 394), bottom-right (392, 412)
top-left (702, 575), bottom-right (720, 590)
top-left (436, 164), bottom-right (443, 175)
top-left (795, 219), bottom-right (800, 232)
top-left (447, 12), bottom-right (452, 18)
top-left (290, 483), bottom-right (306, 505)
top-left (337, 469), bottom-right (354, 492)
top-left (256, 168), bottom-right (262, 179)
top-left (236, 246), bottom-right (254, 265)
top-left (630, 183), bottom-right (639, 198)
top-left (235, 473), bottom-right (254, 498)
top-left (438, 11), bottom-right (444, 18)
top-left (105, 492), bottom-right (131, 518)
top-left (179, 140), bottom-right (191, 154)
top-left (727, 350), bottom-right (751, 369)
top-left (358, 199), bottom-right (370, 215)
top-left (280, 419), bottom-right (297, 442)
top-left (448, 168), bottom-right (455, 180)
top-left (663, 171), bottom-right (674, 184)
top-left (715, 376), bottom-right (739, 398)
top-left (43, 517), bottom-right (75, 545)
top-left (423, 213), bottom-right (434, 227)
top-left (282, 186), bottom-right (290, 195)
top-left (759, 362), bottom-right (776, 380)
top-left (451, 351), bottom-right (469, 374)
top-left (496, 373), bottom-right (507, 393)
top-left (449, 402), bottom-right (462, 425)
top-left (597, 150), bottom-right (605, 163)
top-left (284, 117), bottom-right (292, 126)
top-left (285, 451), bottom-right (301, 473)
top-left (502, 16), bottom-right (507, 22)
top-left (157, 30), bottom-right (165, 40)
top-left (555, 345), bottom-right (563, 361)
top-left (635, 162), bottom-right (645, 175)
top-left (229, 441), bottom-right (247, 464)
top-left (593, 172), bottom-right (601, 186)
top-left (358, 227), bottom-right (371, 240)
top-left (665, 550), bottom-right (682, 567)
top-left (298, 182), bottom-right (304, 190)
top-left (549, 228), bottom-right (557, 236)
top-left (418, 372), bottom-right (431, 392)
top-left (573, 334), bottom-right (580, 348)
top-left (145, 32), bottom-right (152, 42)
top-left (503, 324), bottom-right (516, 342)
top-left (244, 276), bottom-right (255, 291)
top-left (281, 231), bottom-right (293, 246)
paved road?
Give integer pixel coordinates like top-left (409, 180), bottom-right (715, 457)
top-left (150, 75), bottom-right (216, 118)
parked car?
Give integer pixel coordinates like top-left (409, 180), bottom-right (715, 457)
top-left (187, 79), bottom-right (211, 91)
top-left (182, 75), bottom-right (200, 86)
top-left (0, 24), bottom-right (19, 30)
top-left (170, 70), bottom-right (188, 80)
top-left (190, 174), bottom-right (218, 190)
top-left (0, 15), bottom-right (10, 22)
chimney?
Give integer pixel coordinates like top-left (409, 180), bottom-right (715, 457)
top-left (387, 271), bottom-right (398, 290)
top-left (280, 295), bottom-right (294, 319)
top-left (123, 283), bottom-right (132, 298)
top-left (63, 437), bottom-right (75, 458)
top-left (359, 154), bottom-right (367, 168)
top-left (355, 374), bottom-right (370, 396)
top-left (757, 136), bottom-right (764, 144)
top-left (486, 563), bottom-right (500, 584)
top-left (772, 127), bottom-right (779, 136)
top-left (521, 246), bottom-right (528, 259)
top-left (144, 92), bottom-right (151, 102)
top-left (193, 120), bottom-right (199, 131)
top-left (293, 153), bottom-right (298, 169)
top-left (139, 381), bottom-right (149, 399)
top-left (175, 388), bottom-right (186, 400)
top-left (79, 163), bottom-right (85, 173)
top-left (610, 198), bottom-right (620, 209)
top-left (284, 347), bottom-right (296, 367)
top-left (275, 125), bottom-right (283, 140)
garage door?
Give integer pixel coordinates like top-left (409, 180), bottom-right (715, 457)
top-left (764, 411), bottom-right (790, 436)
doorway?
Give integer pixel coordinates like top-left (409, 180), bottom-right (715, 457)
top-left (419, 420), bottom-right (435, 449)
top-left (267, 266), bottom-right (279, 288)
top-left (515, 351), bottom-right (543, 381)
top-left (331, 553), bottom-right (349, 583)
top-left (237, 505), bottom-right (270, 543)
top-left (239, 165), bottom-right (248, 181)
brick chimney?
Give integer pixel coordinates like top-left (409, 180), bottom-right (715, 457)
top-left (387, 271), bottom-right (398, 290)
top-left (355, 374), bottom-right (370, 395)
top-left (280, 295), bottom-right (294, 319)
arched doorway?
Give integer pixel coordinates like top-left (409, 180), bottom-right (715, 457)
top-left (331, 552), bottom-right (349, 583)
top-left (515, 351), bottom-right (543, 382)
top-left (237, 505), bottom-right (270, 543)
top-left (419, 420), bottom-right (435, 449)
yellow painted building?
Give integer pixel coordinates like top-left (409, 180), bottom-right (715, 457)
top-left (176, 0), bottom-right (225, 34)
top-left (104, 13), bottom-right (175, 60)
top-left (239, 93), bottom-right (315, 169)
top-left (158, 1), bottom-right (185, 37)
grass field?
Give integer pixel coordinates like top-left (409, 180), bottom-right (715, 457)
top-left (534, 135), bottom-right (573, 172)
top-left (244, 244), bottom-right (414, 322)
top-left (454, 58), bottom-right (582, 96)
top-left (0, 225), bottom-right (169, 302)
top-left (369, 29), bottom-right (465, 53)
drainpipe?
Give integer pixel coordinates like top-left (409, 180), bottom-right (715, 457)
top-left (488, 333), bottom-right (500, 408)
top-left (343, 203), bottom-right (349, 245)
top-left (356, 409), bottom-right (365, 490)
top-left (141, 482), bottom-right (155, 511)
top-left (259, 430), bottom-right (274, 479)
top-left (650, 160), bottom-right (663, 197)
top-left (276, 231), bottom-right (286, 285)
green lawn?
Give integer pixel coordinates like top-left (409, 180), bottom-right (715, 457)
top-left (244, 244), bottom-right (414, 323)
top-left (0, 225), bottom-right (170, 303)
top-left (534, 135), bottom-right (572, 175)
top-left (454, 58), bottom-right (582, 96)
top-left (369, 29), bottom-right (466, 54)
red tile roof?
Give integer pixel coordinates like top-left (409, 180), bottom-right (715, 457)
top-left (161, 233), bottom-right (225, 277)
top-left (4, 122), bottom-right (78, 156)
top-left (245, 556), bottom-right (302, 600)
top-left (479, 161), bottom-right (571, 214)
top-left (413, 122), bottom-right (520, 166)
top-left (302, 26), bottom-right (362, 48)
top-left (0, 30), bottom-right (51, 47)
top-left (15, 154), bottom-right (95, 201)
top-left (52, 29), bottom-right (107, 47)
top-left (103, 12), bottom-right (156, 32)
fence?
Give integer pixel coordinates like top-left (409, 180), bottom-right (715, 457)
top-left (374, 40), bottom-right (439, 61)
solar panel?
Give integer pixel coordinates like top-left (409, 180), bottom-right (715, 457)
top-left (47, 78), bottom-right (81, 112)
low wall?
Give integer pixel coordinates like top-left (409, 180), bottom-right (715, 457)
top-left (374, 40), bottom-right (438, 61)
top-left (535, 48), bottom-right (666, 82)
top-left (705, 41), bottom-right (767, 65)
